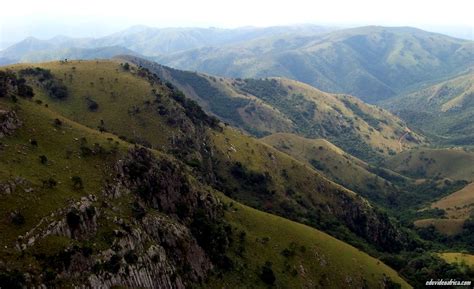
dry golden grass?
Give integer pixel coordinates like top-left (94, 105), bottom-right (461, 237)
top-left (414, 218), bottom-right (465, 236)
top-left (431, 183), bottom-right (474, 219)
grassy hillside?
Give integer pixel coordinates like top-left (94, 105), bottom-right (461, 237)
top-left (413, 182), bottom-right (474, 236)
top-left (3, 60), bottom-right (409, 248)
top-left (431, 183), bottom-right (474, 220)
top-left (385, 148), bottom-right (474, 181)
top-left (155, 26), bottom-right (474, 103)
top-left (208, 195), bottom-right (411, 289)
top-left (122, 55), bottom-right (425, 162)
top-left (384, 72), bottom-right (474, 145)
top-left (439, 253), bottom-right (474, 268)
top-left (261, 133), bottom-right (400, 204)
top-left (0, 62), bottom-right (413, 288)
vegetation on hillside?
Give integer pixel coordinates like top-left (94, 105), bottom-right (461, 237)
top-left (121, 55), bottom-right (425, 162)
top-left (0, 61), bottom-right (415, 288)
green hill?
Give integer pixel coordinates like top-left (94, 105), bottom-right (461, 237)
top-left (155, 26), bottom-right (473, 103)
top-left (384, 148), bottom-right (474, 181)
top-left (384, 72), bottom-right (474, 145)
top-left (261, 133), bottom-right (403, 205)
top-left (0, 60), bottom-right (414, 288)
top-left (121, 55), bottom-right (425, 162)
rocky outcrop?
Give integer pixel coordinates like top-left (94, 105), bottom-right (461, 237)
top-left (15, 147), bottom-right (228, 288)
top-left (0, 109), bottom-right (21, 138)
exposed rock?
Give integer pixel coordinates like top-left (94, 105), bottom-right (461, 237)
top-left (0, 109), bottom-right (22, 138)
top-left (18, 147), bottom-right (227, 288)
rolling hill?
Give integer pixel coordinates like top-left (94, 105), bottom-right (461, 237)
top-left (384, 148), bottom-right (474, 181)
top-left (155, 26), bottom-right (474, 103)
top-left (384, 72), bottom-right (474, 145)
top-left (121, 55), bottom-right (425, 162)
top-left (0, 60), bottom-right (413, 288)
top-left (3, 26), bottom-right (472, 104)
top-left (12, 59), bottom-right (414, 252)
top-left (260, 133), bottom-right (407, 205)
top-left (385, 148), bottom-right (474, 235)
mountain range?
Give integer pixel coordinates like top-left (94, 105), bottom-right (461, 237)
top-left (2, 25), bottom-right (472, 104)
top-left (1, 23), bottom-right (474, 288)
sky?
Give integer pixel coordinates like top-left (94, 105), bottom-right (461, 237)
top-left (1, 0), bottom-right (473, 46)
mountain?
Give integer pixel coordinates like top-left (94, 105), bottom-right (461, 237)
top-left (155, 26), bottom-right (474, 103)
top-left (0, 36), bottom-right (139, 64)
top-left (0, 60), bottom-right (416, 288)
top-left (94, 25), bottom-right (336, 56)
top-left (4, 26), bottom-right (472, 104)
top-left (0, 25), bottom-right (335, 64)
top-left (384, 72), bottom-right (474, 145)
top-left (121, 55), bottom-right (425, 162)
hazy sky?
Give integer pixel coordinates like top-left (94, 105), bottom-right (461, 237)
top-left (1, 0), bottom-right (473, 44)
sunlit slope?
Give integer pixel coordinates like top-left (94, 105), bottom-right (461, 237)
top-left (260, 133), bottom-right (401, 204)
top-left (0, 62), bottom-right (412, 288)
top-left (385, 72), bottom-right (474, 145)
top-left (122, 55), bottom-right (425, 162)
top-left (385, 148), bottom-right (474, 181)
top-left (208, 195), bottom-right (412, 289)
top-left (155, 26), bottom-right (474, 103)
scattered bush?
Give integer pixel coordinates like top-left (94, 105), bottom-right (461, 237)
top-left (39, 155), bottom-right (48, 165)
top-left (259, 261), bottom-right (276, 285)
top-left (71, 176), bottom-right (83, 190)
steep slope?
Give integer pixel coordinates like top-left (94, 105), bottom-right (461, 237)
top-left (4, 60), bottom-right (411, 253)
top-left (156, 26), bottom-right (474, 103)
top-left (0, 62), bottom-right (412, 288)
top-left (121, 55), bottom-right (425, 162)
top-left (384, 72), bottom-right (474, 145)
top-left (208, 195), bottom-right (411, 289)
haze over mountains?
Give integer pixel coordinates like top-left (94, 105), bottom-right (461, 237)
top-left (2, 25), bottom-right (472, 104)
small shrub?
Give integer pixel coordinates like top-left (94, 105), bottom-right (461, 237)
top-left (42, 177), bottom-right (57, 188)
top-left (39, 155), bottom-right (48, 165)
top-left (259, 261), bottom-right (276, 285)
top-left (71, 176), bottom-right (83, 190)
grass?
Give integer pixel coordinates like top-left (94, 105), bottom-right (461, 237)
top-left (431, 183), bottom-right (474, 219)
top-left (0, 96), bottom-right (128, 249)
top-left (385, 148), bottom-right (474, 181)
top-left (413, 219), bottom-right (466, 236)
top-left (438, 253), bottom-right (474, 268)
top-left (205, 194), bottom-right (412, 289)
top-left (412, 182), bottom-right (474, 236)
top-left (8, 60), bottom-right (175, 149)
top-left (384, 73), bottom-right (474, 145)
top-left (0, 60), bottom-right (421, 288)
top-left (121, 56), bottom-right (425, 162)
top-left (261, 132), bottom-right (398, 204)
